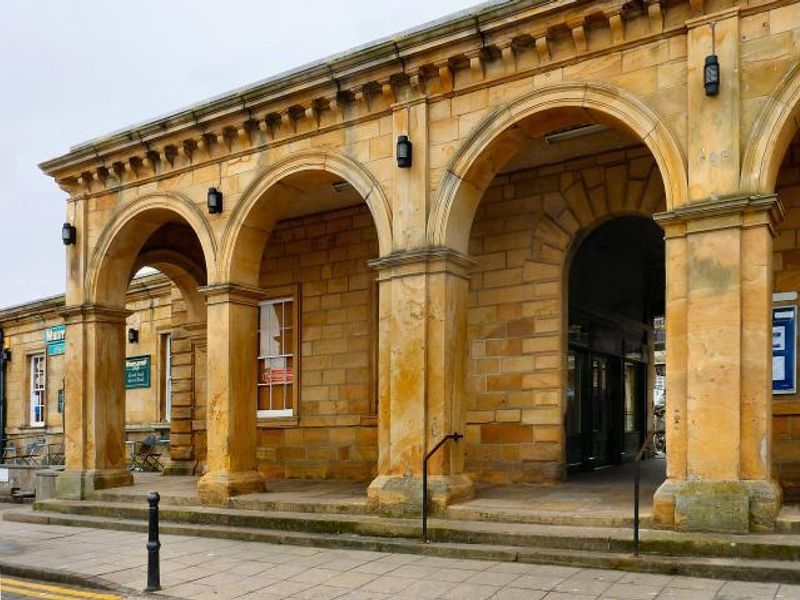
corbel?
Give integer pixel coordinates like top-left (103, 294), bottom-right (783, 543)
top-left (304, 103), bottom-right (319, 127)
top-left (93, 166), bottom-right (109, 188)
top-left (496, 40), bottom-right (517, 74)
top-left (237, 122), bottom-right (254, 147)
top-left (163, 144), bottom-right (179, 168)
top-left (435, 59), bottom-right (454, 94)
top-left (125, 156), bottom-right (142, 179)
top-left (568, 18), bottom-right (587, 54)
top-left (180, 139), bottom-right (196, 163)
top-left (110, 162), bottom-right (125, 183)
top-left (144, 149), bottom-right (160, 174)
top-left (259, 113), bottom-right (279, 140)
top-left (409, 68), bottom-right (426, 96)
top-left (646, 0), bottom-right (664, 33)
top-left (76, 173), bottom-right (93, 193)
top-left (326, 94), bottom-right (341, 114)
top-left (380, 78), bottom-right (396, 105)
top-left (606, 10), bottom-right (625, 45)
top-left (535, 35), bottom-right (550, 63)
top-left (351, 85), bottom-right (370, 112)
top-left (465, 48), bottom-right (485, 81)
top-left (281, 110), bottom-right (296, 134)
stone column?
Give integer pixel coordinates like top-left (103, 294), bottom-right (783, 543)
top-left (197, 284), bottom-right (264, 504)
top-left (56, 304), bottom-right (133, 499)
top-left (367, 249), bottom-right (474, 514)
top-left (653, 196), bottom-right (784, 532)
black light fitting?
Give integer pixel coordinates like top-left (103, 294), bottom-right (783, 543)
top-left (1, 349), bottom-right (11, 362)
top-left (62, 222), bottom-right (77, 245)
top-left (704, 23), bottom-right (720, 97)
top-left (128, 327), bottom-right (139, 344)
top-left (396, 135), bottom-right (412, 168)
top-left (207, 186), bottom-right (223, 214)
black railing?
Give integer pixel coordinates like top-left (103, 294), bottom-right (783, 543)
top-left (633, 430), bottom-right (659, 556)
top-left (422, 432), bottom-right (463, 543)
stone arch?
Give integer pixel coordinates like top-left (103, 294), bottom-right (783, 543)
top-left (220, 149), bottom-right (393, 285)
top-left (87, 191), bottom-right (218, 307)
top-left (741, 62), bottom-right (800, 195)
top-left (463, 148), bottom-right (667, 484)
top-left (430, 81), bottom-right (687, 254)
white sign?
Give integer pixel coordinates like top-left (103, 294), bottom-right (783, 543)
top-left (0, 468), bottom-right (8, 483)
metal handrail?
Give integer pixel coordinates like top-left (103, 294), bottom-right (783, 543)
top-left (633, 429), bottom-right (661, 556)
top-left (422, 432), bottom-right (463, 543)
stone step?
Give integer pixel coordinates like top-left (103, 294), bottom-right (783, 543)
top-left (445, 503), bottom-right (651, 528)
top-left (21, 498), bottom-right (800, 562)
top-left (777, 504), bottom-right (800, 533)
top-left (8, 506), bottom-right (800, 584)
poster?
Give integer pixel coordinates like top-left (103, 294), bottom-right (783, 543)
top-left (773, 306), bottom-right (797, 394)
top-left (125, 355), bottom-right (151, 389)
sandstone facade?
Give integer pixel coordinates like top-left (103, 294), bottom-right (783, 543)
top-left (19, 0), bottom-right (800, 532)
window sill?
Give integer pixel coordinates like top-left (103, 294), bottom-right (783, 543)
top-left (256, 416), bottom-right (299, 429)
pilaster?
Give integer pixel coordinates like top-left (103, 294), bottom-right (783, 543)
top-left (652, 194), bottom-right (784, 532)
top-left (56, 304), bottom-right (133, 499)
top-left (367, 248), bottom-right (474, 514)
top-left (196, 284), bottom-right (264, 504)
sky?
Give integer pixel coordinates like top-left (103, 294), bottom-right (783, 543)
top-left (0, 0), bottom-right (481, 309)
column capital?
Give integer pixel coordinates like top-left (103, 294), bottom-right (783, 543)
top-left (60, 303), bottom-right (132, 324)
top-left (654, 194), bottom-right (784, 236)
top-left (368, 247), bottom-right (476, 281)
top-left (197, 283), bottom-right (267, 307)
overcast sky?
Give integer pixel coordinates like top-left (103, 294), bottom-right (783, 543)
top-left (0, 0), bottom-right (480, 309)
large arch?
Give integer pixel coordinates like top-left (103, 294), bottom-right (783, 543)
top-left (87, 192), bottom-right (218, 307)
top-left (428, 81), bottom-right (688, 253)
top-left (741, 62), bottom-right (800, 195)
top-left (219, 149), bottom-right (393, 285)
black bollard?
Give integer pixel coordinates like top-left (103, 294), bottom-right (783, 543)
top-left (145, 491), bottom-right (161, 592)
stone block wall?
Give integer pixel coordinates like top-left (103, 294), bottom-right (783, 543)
top-left (465, 145), bottom-right (666, 484)
top-left (772, 132), bottom-right (800, 500)
top-left (255, 203), bottom-right (379, 481)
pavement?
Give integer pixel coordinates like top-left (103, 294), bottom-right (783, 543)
top-left (2, 508), bottom-right (800, 600)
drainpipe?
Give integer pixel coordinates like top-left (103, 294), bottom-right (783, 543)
top-left (0, 328), bottom-right (7, 460)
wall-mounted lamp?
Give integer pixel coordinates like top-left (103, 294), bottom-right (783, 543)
top-left (396, 135), bottom-right (412, 168)
top-left (1, 349), bottom-right (11, 362)
top-left (704, 23), bottom-right (720, 97)
top-left (207, 186), bottom-right (223, 214)
top-left (62, 222), bottom-right (77, 245)
top-left (128, 327), bottom-right (139, 344)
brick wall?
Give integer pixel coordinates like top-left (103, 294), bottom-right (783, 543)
top-left (465, 146), bottom-right (666, 484)
top-left (255, 203), bottom-right (379, 481)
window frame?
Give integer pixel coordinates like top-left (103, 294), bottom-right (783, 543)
top-left (257, 295), bottom-right (298, 419)
top-left (29, 352), bottom-right (46, 427)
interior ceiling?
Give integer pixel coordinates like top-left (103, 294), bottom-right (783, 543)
top-left (279, 172), bottom-right (364, 220)
top-left (499, 126), bottom-right (643, 174)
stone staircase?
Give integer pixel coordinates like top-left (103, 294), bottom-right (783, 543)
top-left (8, 495), bottom-right (800, 583)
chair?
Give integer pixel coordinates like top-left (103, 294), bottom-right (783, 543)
top-left (129, 435), bottom-right (162, 472)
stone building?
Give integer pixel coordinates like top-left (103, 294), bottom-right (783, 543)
top-left (24, 0), bottom-right (800, 533)
top-left (0, 274), bottom-right (181, 465)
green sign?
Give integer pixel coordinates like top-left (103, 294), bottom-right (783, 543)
top-left (45, 325), bottom-right (66, 356)
top-left (125, 355), bottom-right (151, 389)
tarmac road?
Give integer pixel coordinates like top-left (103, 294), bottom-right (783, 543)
top-left (0, 575), bottom-right (122, 600)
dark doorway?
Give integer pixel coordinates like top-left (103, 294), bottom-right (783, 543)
top-left (566, 217), bottom-right (665, 474)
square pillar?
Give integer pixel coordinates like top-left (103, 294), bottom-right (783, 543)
top-left (367, 249), bottom-right (474, 514)
top-left (197, 284), bottom-right (264, 504)
top-left (653, 195), bottom-right (783, 532)
top-left (56, 305), bottom-right (133, 499)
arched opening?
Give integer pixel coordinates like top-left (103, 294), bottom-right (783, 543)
top-left (566, 217), bottom-right (664, 476)
top-left (223, 162), bottom-right (388, 483)
top-left (438, 85), bottom-right (678, 521)
top-left (81, 204), bottom-right (212, 481)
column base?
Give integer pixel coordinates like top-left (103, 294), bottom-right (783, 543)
top-left (653, 478), bottom-right (782, 533)
top-left (197, 470), bottom-right (265, 505)
top-left (161, 460), bottom-right (198, 476)
top-left (55, 469), bottom-right (133, 500)
top-left (367, 473), bottom-right (474, 516)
